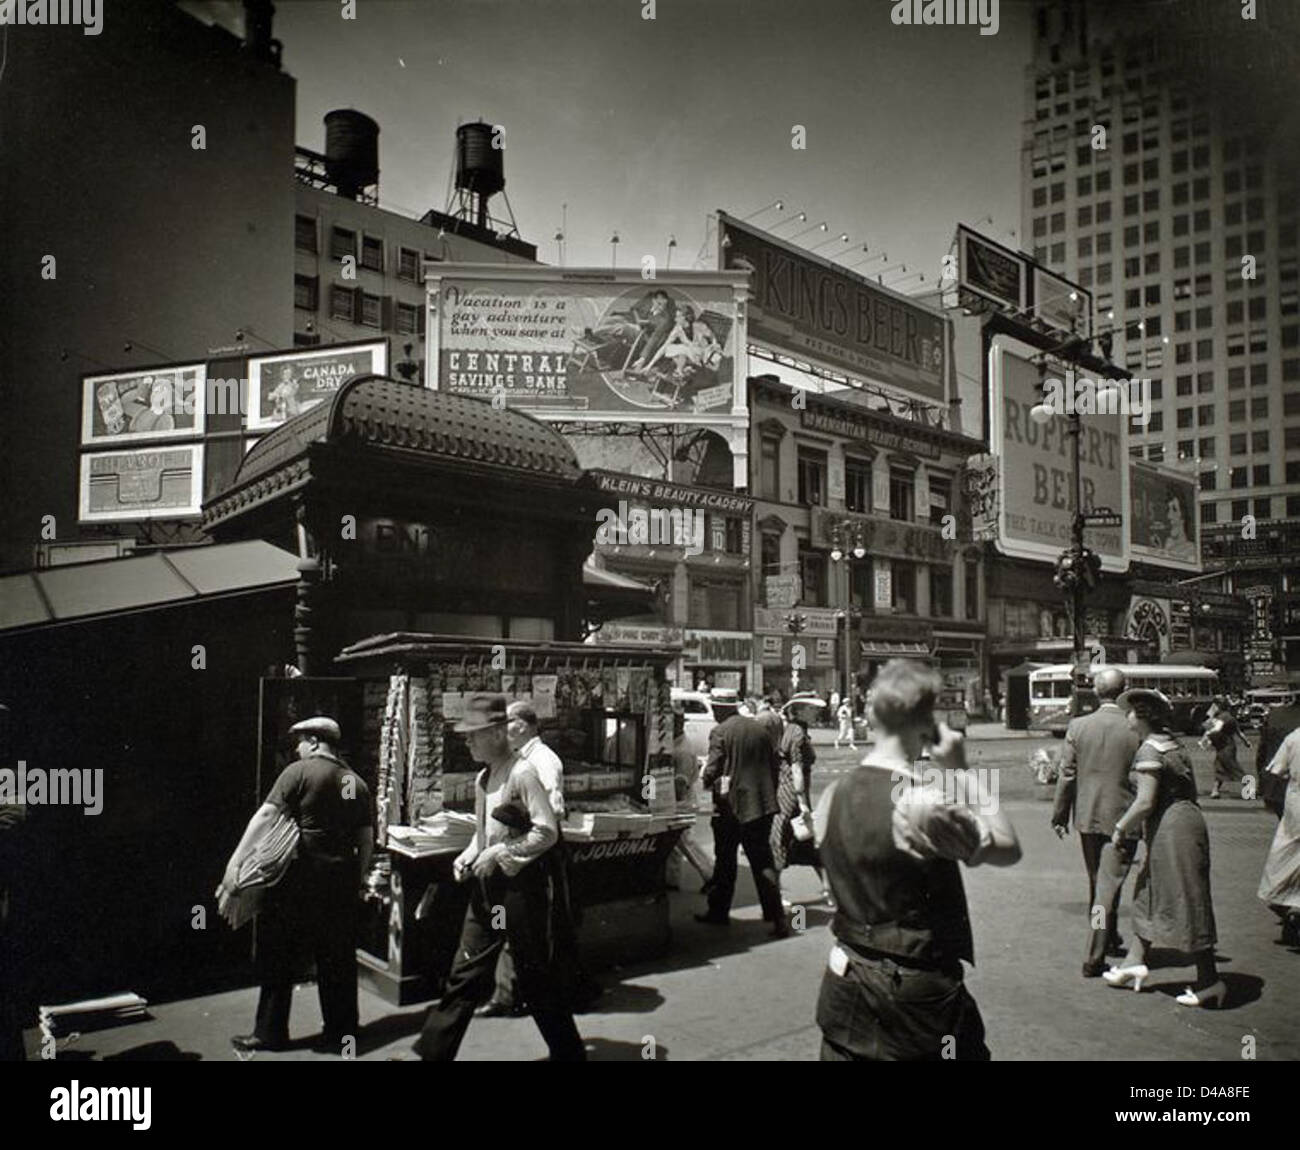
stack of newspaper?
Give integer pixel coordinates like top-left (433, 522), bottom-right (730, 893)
top-left (386, 810), bottom-right (476, 856)
top-left (39, 993), bottom-right (148, 1039)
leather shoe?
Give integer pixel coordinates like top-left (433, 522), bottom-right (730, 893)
top-left (770, 923), bottom-right (792, 939)
top-left (231, 1034), bottom-right (286, 1053)
top-left (1106, 936), bottom-right (1127, 958)
top-left (694, 912), bottom-right (730, 926)
top-left (1082, 960), bottom-right (1105, 978)
top-left (475, 1000), bottom-right (525, 1018)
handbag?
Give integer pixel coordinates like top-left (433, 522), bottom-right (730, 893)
top-left (792, 808), bottom-right (815, 842)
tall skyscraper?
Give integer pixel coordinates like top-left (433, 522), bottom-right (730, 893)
top-left (1020, 0), bottom-right (1300, 678)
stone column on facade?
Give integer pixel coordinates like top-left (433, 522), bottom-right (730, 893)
top-left (953, 549), bottom-right (968, 620)
top-left (916, 560), bottom-right (932, 618)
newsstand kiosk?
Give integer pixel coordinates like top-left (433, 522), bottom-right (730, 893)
top-left (201, 375), bottom-right (690, 1004)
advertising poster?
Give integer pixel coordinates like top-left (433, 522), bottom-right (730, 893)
top-left (81, 364), bottom-right (206, 445)
top-left (1129, 461), bottom-right (1201, 572)
top-left (438, 276), bottom-right (741, 418)
top-left (78, 445), bottom-right (204, 522)
top-left (957, 225), bottom-right (1027, 314)
top-left (1032, 266), bottom-right (1092, 338)
top-left (718, 213), bottom-right (948, 403)
top-left (248, 341), bottom-right (387, 431)
top-left (988, 336), bottom-right (1128, 572)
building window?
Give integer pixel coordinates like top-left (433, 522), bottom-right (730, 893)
top-left (1254, 498), bottom-right (1271, 521)
top-left (844, 456), bottom-right (871, 514)
top-left (850, 560), bottom-right (872, 611)
top-left (1251, 396), bottom-right (1269, 420)
top-left (927, 474), bottom-right (952, 527)
top-left (397, 247), bottom-right (422, 282)
top-left (1197, 404), bottom-right (1214, 427)
top-left (1230, 465), bottom-right (1248, 488)
top-left (1198, 436), bottom-right (1214, 457)
top-left (360, 292), bottom-right (382, 329)
top-left (1200, 470), bottom-right (1216, 491)
top-left (294, 274), bottom-right (319, 311)
top-left (1254, 464), bottom-right (1271, 485)
top-left (797, 448), bottom-right (827, 507)
top-left (395, 302), bottom-right (421, 334)
top-left (1252, 430), bottom-right (1269, 453)
top-left (329, 284), bottom-right (355, 321)
top-left (799, 544), bottom-right (827, 608)
top-left (330, 226), bottom-right (356, 262)
top-left (889, 466), bottom-right (915, 522)
top-left (1147, 444), bottom-right (1165, 463)
top-left (1177, 408), bottom-right (1194, 429)
top-left (760, 435), bottom-right (781, 501)
top-left (1230, 432), bottom-right (1247, 455)
top-left (360, 235), bottom-right (384, 272)
top-left (892, 561), bottom-right (916, 614)
top-left (1200, 503), bottom-right (1217, 525)
top-left (689, 577), bottom-right (743, 631)
top-left (929, 569), bottom-right (953, 618)
top-left (295, 214), bottom-right (318, 253)
top-left (964, 562), bottom-right (979, 621)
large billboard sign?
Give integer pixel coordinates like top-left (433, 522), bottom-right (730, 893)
top-left (956, 224), bottom-right (1090, 337)
top-left (717, 213), bottom-right (947, 404)
top-left (81, 364), bottom-right (206, 446)
top-left (1129, 461), bottom-right (1201, 573)
top-left (78, 445), bottom-right (204, 522)
top-left (428, 267), bottom-right (748, 424)
top-left (248, 340), bottom-right (388, 431)
top-left (988, 335), bottom-right (1128, 572)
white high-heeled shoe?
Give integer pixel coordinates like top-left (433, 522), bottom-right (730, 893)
top-left (1175, 981), bottom-right (1226, 1008)
top-left (1101, 963), bottom-right (1149, 991)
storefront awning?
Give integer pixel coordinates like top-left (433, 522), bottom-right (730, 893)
top-left (0, 540), bottom-right (300, 635)
top-left (583, 560), bottom-right (658, 626)
top-left (860, 641), bottom-right (931, 658)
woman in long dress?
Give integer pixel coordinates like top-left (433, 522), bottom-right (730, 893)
top-left (770, 715), bottom-right (832, 908)
top-left (1258, 726), bottom-right (1300, 946)
top-left (1104, 689), bottom-right (1224, 1007)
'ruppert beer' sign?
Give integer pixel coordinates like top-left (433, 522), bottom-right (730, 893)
top-left (718, 213), bottom-right (947, 403)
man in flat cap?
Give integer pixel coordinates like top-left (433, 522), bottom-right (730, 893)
top-left (225, 715), bottom-right (372, 1054)
top-left (413, 693), bottom-right (585, 1061)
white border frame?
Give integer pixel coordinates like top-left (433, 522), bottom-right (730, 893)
top-left (957, 225), bottom-right (1028, 314)
top-left (81, 363), bottom-right (207, 446)
top-left (1128, 459), bottom-right (1202, 574)
top-left (987, 333), bottom-right (1130, 573)
top-left (247, 340), bottom-right (388, 431)
top-left (78, 444), bottom-right (205, 523)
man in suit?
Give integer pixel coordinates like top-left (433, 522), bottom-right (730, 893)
top-left (1051, 668), bottom-right (1142, 976)
top-left (1257, 702), bottom-right (1300, 814)
top-left (698, 711), bottom-right (787, 937)
top-left (753, 696), bottom-right (785, 750)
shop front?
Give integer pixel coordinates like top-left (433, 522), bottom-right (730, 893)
top-left (202, 375), bottom-right (696, 1004)
top-left (682, 628), bottom-right (753, 695)
top-left (752, 605), bottom-right (839, 701)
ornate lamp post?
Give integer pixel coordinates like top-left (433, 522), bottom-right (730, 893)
top-left (784, 610), bottom-right (808, 693)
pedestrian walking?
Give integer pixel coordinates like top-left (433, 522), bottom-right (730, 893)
top-left (834, 699), bottom-right (856, 750)
top-left (224, 716), bottom-right (372, 1054)
top-left (412, 694), bottom-right (585, 1060)
top-left (1258, 724), bottom-right (1300, 947)
top-left (1201, 698), bottom-right (1250, 799)
top-left (1104, 689), bottom-right (1225, 1008)
top-left (813, 659), bottom-right (1021, 1061)
top-left (754, 695), bottom-right (785, 749)
top-left (770, 713), bottom-right (832, 909)
top-left (666, 709), bottom-right (714, 891)
top-left (1050, 668), bottom-right (1142, 976)
top-left (696, 711), bottom-right (786, 936)
top-left (1256, 700), bottom-right (1300, 819)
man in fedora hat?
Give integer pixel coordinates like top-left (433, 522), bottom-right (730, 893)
top-left (412, 694), bottom-right (585, 1061)
top-left (225, 715), bottom-right (372, 1054)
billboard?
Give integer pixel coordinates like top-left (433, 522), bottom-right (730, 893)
top-left (956, 225), bottom-right (1028, 314)
top-left (1129, 461), bottom-right (1201, 572)
top-left (78, 445), bottom-right (204, 522)
top-left (431, 268), bottom-right (748, 421)
top-left (248, 340), bottom-right (388, 431)
top-left (1032, 265), bottom-right (1091, 338)
top-left (988, 335), bottom-right (1128, 571)
top-left (81, 364), bottom-right (206, 445)
top-left (717, 213), bottom-right (947, 404)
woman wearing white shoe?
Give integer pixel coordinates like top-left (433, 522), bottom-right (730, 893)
top-left (1102, 689), bottom-right (1225, 1008)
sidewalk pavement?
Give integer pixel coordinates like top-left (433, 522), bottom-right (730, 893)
top-left (24, 791), bottom-right (1298, 1062)
top-left (808, 720), bottom-right (1044, 747)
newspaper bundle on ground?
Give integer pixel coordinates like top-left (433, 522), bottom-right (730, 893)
top-left (39, 993), bottom-right (149, 1038)
top-left (386, 810), bottom-right (477, 857)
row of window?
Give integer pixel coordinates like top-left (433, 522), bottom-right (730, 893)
top-left (296, 215), bottom-right (431, 283)
top-left (780, 547), bottom-right (977, 621)
top-left (1134, 428), bottom-right (1300, 459)
top-left (1199, 496), bottom-right (1300, 524)
top-left (294, 275), bottom-right (426, 335)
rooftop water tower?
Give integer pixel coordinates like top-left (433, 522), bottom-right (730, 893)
top-left (446, 120), bottom-right (520, 237)
top-left (323, 109), bottom-right (380, 202)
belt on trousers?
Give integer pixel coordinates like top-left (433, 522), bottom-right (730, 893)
top-left (837, 936), bottom-right (962, 978)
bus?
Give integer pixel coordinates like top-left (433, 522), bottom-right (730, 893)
top-left (1027, 664), bottom-right (1218, 737)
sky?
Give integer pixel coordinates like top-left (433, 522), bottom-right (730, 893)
top-left (275, 0), bottom-right (1033, 289)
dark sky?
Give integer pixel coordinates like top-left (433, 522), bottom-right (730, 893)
top-left (276, 0), bottom-right (1031, 284)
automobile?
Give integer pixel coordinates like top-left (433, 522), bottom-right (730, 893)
top-left (670, 688), bottom-right (721, 762)
top-left (1028, 686), bottom-right (1100, 738)
top-left (1243, 687), bottom-right (1300, 730)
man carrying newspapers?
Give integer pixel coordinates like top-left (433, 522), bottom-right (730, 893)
top-left (217, 716), bottom-right (372, 1055)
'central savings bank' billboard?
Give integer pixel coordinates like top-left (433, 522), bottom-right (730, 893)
top-left (988, 334), bottom-right (1129, 572)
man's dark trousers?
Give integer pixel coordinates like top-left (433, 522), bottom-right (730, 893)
top-left (1079, 833), bottom-right (1134, 965)
top-left (707, 809), bottom-right (784, 923)
top-left (414, 864), bottom-right (585, 1061)
top-left (253, 856), bottom-right (359, 1044)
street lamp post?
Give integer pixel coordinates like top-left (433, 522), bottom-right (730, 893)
top-left (829, 519), bottom-right (867, 703)
top-left (784, 611), bottom-right (809, 694)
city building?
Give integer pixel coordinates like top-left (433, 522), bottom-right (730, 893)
top-left (748, 376), bottom-right (987, 711)
top-left (1020, 0), bottom-right (1298, 680)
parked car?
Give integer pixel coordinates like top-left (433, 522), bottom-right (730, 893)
top-left (671, 688), bottom-right (721, 762)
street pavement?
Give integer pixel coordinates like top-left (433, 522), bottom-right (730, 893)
top-left (23, 732), bottom-right (1297, 1062)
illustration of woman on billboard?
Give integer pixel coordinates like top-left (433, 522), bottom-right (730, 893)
top-left (1163, 490), bottom-right (1196, 562)
top-left (267, 366), bottom-right (302, 422)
